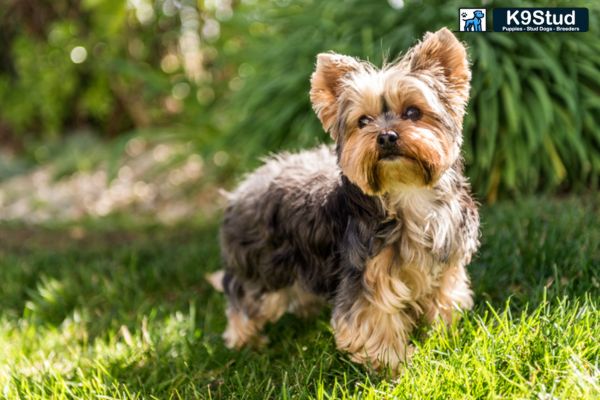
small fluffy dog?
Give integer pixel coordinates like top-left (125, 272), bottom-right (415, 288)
top-left (208, 28), bottom-right (480, 371)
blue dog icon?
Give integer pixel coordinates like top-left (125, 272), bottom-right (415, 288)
top-left (463, 10), bottom-right (485, 31)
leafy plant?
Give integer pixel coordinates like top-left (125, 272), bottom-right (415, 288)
top-left (0, 0), bottom-right (225, 142)
top-left (221, 0), bottom-right (600, 200)
top-left (1, 0), bottom-right (599, 200)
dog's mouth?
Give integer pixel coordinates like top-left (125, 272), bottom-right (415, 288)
top-left (377, 149), bottom-right (433, 184)
top-left (378, 148), bottom-right (417, 163)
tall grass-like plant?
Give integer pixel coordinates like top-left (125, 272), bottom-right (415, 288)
top-left (221, 0), bottom-right (600, 200)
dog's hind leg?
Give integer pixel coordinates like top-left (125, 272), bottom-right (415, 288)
top-left (286, 283), bottom-right (325, 318)
top-left (221, 273), bottom-right (290, 348)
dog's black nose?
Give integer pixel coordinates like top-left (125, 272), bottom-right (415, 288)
top-left (377, 131), bottom-right (398, 148)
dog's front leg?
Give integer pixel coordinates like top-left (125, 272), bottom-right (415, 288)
top-left (331, 301), bottom-right (415, 372)
top-left (424, 263), bottom-right (473, 326)
top-left (331, 247), bottom-right (416, 372)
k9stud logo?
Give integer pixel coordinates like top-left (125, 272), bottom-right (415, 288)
top-left (458, 8), bottom-right (487, 32)
top-left (493, 8), bottom-right (588, 32)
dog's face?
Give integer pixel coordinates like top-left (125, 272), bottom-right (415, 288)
top-left (310, 28), bottom-right (471, 195)
top-left (474, 10), bottom-right (484, 18)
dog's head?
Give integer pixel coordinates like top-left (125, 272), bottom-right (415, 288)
top-left (310, 28), bottom-right (470, 195)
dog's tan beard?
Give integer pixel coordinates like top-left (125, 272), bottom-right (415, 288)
top-left (376, 157), bottom-right (430, 190)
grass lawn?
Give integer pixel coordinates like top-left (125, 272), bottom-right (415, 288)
top-left (0, 195), bottom-right (598, 399)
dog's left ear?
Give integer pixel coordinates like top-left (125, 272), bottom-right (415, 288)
top-left (407, 28), bottom-right (471, 104)
top-left (310, 53), bottom-right (361, 139)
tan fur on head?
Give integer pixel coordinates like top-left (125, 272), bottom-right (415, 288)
top-left (407, 27), bottom-right (471, 111)
top-left (310, 53), bottom-right (362, 138)
top-left (309, 28), bottom-right (470, 194)
top-left (338, 126), bottom-right (381, 195)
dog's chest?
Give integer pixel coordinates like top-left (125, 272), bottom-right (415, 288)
top-left (388, 188), bottom-right (461, 267)
top-left (362, 189), bottom-right (462, 309)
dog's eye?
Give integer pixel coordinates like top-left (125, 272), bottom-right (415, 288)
top-left (358, 115), bottom-right (373, 128)
top-left (402, 106), bottom-right (422, 121)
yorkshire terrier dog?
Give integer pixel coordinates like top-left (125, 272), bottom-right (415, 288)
top-left (208, 28), bottom-right (480, 371)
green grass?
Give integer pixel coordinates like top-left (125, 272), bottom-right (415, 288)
top-left (0, 195), bottom-right (599, 399)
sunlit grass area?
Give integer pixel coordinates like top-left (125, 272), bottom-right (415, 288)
top-left (0, 195), bottom-right (598, 399)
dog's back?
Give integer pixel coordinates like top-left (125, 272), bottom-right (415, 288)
top-left (219, 145), bottom-right (342, 297)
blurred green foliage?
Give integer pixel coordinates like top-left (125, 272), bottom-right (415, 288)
top-left (0, 0), bottom-right (230, 142)
top-left (223, 0), bottom-right (600, 200)
top-left (1, 0), bottom-right (600, 200)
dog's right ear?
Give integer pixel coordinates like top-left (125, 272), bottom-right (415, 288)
top-left (310, 53), bottom-right (360, 139)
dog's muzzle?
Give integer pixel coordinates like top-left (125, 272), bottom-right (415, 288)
top-left (377, 130), bottom-right (401, 159)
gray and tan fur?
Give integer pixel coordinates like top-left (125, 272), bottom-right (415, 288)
top-left (209, 28), bottom-right (480, 372)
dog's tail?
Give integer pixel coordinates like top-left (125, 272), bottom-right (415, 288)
top-left (205, 269), bottom-right (225, 292)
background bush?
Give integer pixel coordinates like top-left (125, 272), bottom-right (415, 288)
top-left (1, 0), bottom-right (599, 201)
top-left (0, 0), bottom-right (234, 142)
top-left (222, 0), bottom-right (600, 201)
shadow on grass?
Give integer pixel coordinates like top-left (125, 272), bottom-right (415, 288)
top-left (0, 219), bottom-right (222, 333)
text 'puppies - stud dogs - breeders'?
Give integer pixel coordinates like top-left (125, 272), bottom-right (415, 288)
top-left (207, 27), bottom-right (480, 373)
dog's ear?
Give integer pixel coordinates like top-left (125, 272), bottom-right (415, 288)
top-left (310, 53), bottom-right (361, 138)
top-left (407, 28), bottom-right (471, 104)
